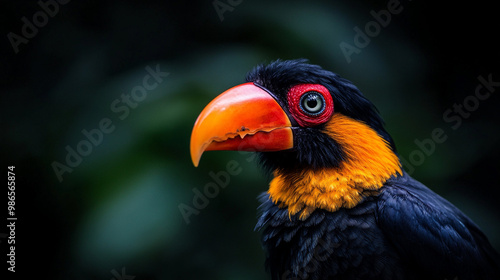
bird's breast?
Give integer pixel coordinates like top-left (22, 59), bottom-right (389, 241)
top-left (257, 194), bottom-right (405, 279)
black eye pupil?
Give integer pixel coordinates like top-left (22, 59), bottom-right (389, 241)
top-left (307, 99), bottom-right (317, 108)
top-left (300, 92), bottom-right (325, 115)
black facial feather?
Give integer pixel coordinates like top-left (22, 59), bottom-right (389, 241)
top-left (245, 59), bottom-right (396, 173)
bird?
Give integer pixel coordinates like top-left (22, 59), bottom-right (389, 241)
top-left (189, 59), bottom-right (500, 280)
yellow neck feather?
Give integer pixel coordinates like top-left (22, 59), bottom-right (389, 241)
top-left (268, 113), bottom-right (402, 219)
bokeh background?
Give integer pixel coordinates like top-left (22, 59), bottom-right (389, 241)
top-left (2, 0), bottom-right (499, 279)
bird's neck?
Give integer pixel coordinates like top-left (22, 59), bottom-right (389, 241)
top-left (267, 114), bottom-right (402, 220)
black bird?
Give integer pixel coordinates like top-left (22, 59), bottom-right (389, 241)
top-left (190, 59), bottom-right (500, 279)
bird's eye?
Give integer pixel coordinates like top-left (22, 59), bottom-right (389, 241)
top-left (287, 84), bottom-right (334, 127)
top-left (300, 92), bottom-right (325, 115)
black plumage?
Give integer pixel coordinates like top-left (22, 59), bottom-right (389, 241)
top-left (256, 171), bottom-right (500, 279)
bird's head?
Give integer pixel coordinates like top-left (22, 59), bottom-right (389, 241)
top-left (190, 59), bottom-right (402, 218)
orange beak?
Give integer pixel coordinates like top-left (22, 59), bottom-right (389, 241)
top-left (190, 83), bottom-right (293, 166)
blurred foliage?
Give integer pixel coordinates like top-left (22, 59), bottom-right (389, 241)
top-left (2, 0), bottom-right (499, 279)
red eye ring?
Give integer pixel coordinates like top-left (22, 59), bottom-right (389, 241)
top-left (288, 84), bottom-right (334, 127)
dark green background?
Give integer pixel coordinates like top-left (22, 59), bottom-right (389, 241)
top-left (2, 0), bottom-right (499, 279)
